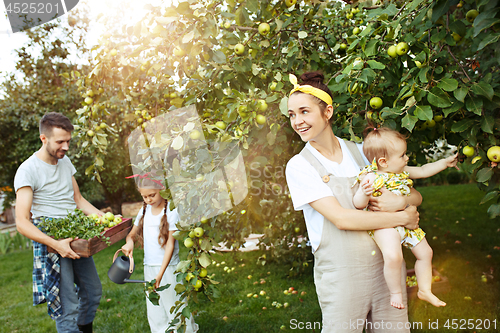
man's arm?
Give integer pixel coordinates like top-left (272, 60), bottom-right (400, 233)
top-left (15, 186), bottom-right (80, 259)
top-left (72, 177), bottom-right (105, 216)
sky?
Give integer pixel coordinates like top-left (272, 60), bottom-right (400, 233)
top-left (0, 0), bottom-right (164, 76)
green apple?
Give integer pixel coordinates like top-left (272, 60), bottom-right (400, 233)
top-left (234, 43), bottom-right (245, 55)
top-left (256, 114), bottom-right (267, 125)
top-left (114, 216), bottom-right (122, 224)
top-left (194, 227), bottom-right (204, 237)
top-left (487, 146), bottom-right (500, 162)
top-left (189, 230), bottom-right (195, 238)
top-left (415, 60), bottom-right (423, 68)
top-left (396, 42), bottom-right (409, 55)
top-left (170, 92), bottom-right (178, 98)
top-left (294, 227), bottom-right (300, 233)
top-left (84, 97), bottom-right (94, 104)
top-left (434, 115), bottom-right (443, 122)
top-left (257, 99), bottom-right (268, 112)
top-left (186, 272), bottom-right (194, 281)
top-left (387, 45), bottom-right (397, 58)
top-left (353, 27), bottom-right (361, 35)
top-left (86, 89), bottom-right (94, 97)
top-left (87, 130), bottom-right (95, 137)
top-left (462, 146), bottom-right (475, 157)
top-left (110, 49), bottom-right (117, 56)
top-left (452, 33), bottom-right (462, 42)
top-left (425, 119), bottom-right (436, 128)
top-left (270, 82), bottom-right (277, 91)
top-left (346, 13), bottom-right (353, 19)
top-left (105, 212), bottom-right (115, 221)
top-left (184, 237), bottom-right (194, 248)
top-left (369, 97), bottom-right (383, 109)
top-left (240, 209), bottom-right (246, 215)
top-left (258, 23), bottom-right (270, 36)
top-left (285, 0), bottom-right (297, 8)
top-left (339, 43), bottom-right (347, 51)
top-left (215, 121), bottom-right (226, 130)
top-left (224, 21), bottom-right (231, 29)
top-left (194, 280), bottom-right (202, 290)
top-left (173, 46), bottom-right (185, 57)
top-left (466, 9), bottom-right (479, 23)
top-left (89, 213), bottom-right (99, 222)
top-left (199, 268), bottom-right (208, 278)
top-left (201, 216), bottom-right (209, 224)
top-left (189, 130), bottom-right (201, 140)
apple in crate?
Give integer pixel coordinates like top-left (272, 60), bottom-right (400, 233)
top-left (114, 216), bottom-right (122, 224)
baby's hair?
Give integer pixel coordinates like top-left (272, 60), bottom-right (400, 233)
top-left (363, 126), bottom-right (408, 164)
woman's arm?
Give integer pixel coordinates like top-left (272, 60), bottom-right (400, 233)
top-left (309, 195), bottom-right (419, 231)
top-left (154, 230), bottom-right (176, 289)
top-left (367, 187), bottom-right (422, 212)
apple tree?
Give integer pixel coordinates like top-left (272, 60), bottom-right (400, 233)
top-left (72, 0), bottom-right (499, 329)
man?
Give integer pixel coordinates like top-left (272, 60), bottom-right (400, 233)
top-left (15, 112), bottom-right (103, 333)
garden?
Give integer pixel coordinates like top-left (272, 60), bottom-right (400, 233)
top-left (1, 0), bottom-right (500, 332)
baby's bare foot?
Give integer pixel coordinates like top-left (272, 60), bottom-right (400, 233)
top-left (390, 292), bottom-right (405, 309)
top-left (417, 290), bottom-right (446, 307)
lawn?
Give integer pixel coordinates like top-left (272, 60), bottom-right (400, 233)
top-left (1, 183), bottom-right (499, 332)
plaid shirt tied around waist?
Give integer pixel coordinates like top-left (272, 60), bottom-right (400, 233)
top-left (32, 217), bottom-right (62, 319)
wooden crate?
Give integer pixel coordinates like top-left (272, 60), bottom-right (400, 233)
top-left (406, 268), bottom-right (451, 299)
top-left (47, 218), bottom-right (133, 258)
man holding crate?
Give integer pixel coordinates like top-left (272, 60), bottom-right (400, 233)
top-left (15, 112), bottom-right (104, 333)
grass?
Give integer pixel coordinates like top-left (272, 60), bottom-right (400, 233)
top-left (1, 184), bottom-right (499, 332)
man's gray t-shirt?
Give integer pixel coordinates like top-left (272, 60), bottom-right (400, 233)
top-left (14, 153), bottom-right (77, 218)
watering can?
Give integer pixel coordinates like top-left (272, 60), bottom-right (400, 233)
top-left (107, 249), bottom-right (147, 284)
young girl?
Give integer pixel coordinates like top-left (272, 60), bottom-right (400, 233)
top-left (121, 178), bottom-right (198, 333)
top-left (352, 127), bottom-right (458, 309)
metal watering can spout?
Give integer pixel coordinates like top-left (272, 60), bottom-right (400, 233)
top-left (107, 249), bottom-right (147, 284)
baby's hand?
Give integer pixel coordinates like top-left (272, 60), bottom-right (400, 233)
top-left (360, 173), bottom-right (376, 196)
top-left (445, 153), bottom-right (459, 170)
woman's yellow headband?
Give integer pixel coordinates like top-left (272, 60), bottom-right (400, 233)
top-left (289, 74), bottom-right (333, 106)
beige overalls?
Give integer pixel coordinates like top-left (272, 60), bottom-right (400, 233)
top-left (300, 140), bottom-right (410, 333)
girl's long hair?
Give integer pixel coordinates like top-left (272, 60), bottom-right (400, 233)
top-left (134, 199), bottom-right (170, 248)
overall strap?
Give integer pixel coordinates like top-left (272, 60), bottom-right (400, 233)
top-left (299, 147), bottom-right (331, 182)
top-left (343, 140), bottom-right (365, 170)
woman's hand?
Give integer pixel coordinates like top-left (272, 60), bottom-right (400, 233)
top-left (367, 188), bottom-right (407, 212)
top-left (400, 205), bottom-right (419, 230)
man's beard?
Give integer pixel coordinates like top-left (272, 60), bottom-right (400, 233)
top-left (47, 143), bottom-right (66, 160)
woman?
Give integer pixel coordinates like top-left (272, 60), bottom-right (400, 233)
top-left (285, 72), bottom-right (421, 333)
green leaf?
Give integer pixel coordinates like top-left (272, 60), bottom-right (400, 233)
top-left (414, 105), bottom-right (433, 121)
top-left (471, 82), bottom-right (494, 101)
top-left (477, 32), bottom-right (500, 51)
top-left (402, 114), bottom-right (418, 132)
top-left (198, 253), bottom-right (211, 268)
top-left (364, 40), bottom-right (379, 57)
top-left (453, 87), bottom-right (468, 103)
top-left (298, 31), bottom-right (308, 39)
top-left (476, 168), bottom-right (493, 183)
top-left (366, 60), bottom-right (385, 70)
top-left (437, 78), bottom-right (458, 92)
top-left (427, 88), bottom-right (452, 108)
top-left (212, 50), bottom-right (226, 64)
top-left (465, 96), bottom-right (483, 116)
top-left (449, 20), bottom-right (467, 37)
top-left (481, 115), bottom-right (495, 134)
top-left (443, 101), bottom-right (463, 117)
top-left (359, 68), bottom-right (376, 84)
top-left (473, 18), bottom-right (500, 37)
top-left (176, 260), bottom-right (191, 273)
top-left (181, 306), bottom-right (191, 319)
top-left (431, 0), bottom-right (451, 22)
top-left (430, 29), bottom-right (447, 43)
top-left (487, 203), bottom-right (500, 219)
top-left (418, 67), bottom-right (429, 83)
top-left (174, 283), bottom-right (186, 294)
top-left (156, 284), bottom-right (170, 292)
top-left (480, 190), bottom-right (499, 205)
top-left (280, 97), bottom-right (289, 117)
top-left (451, 119), bottom-right (475, 133)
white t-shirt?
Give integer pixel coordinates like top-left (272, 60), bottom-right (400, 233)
top-left (285, 139), bottom-right (369, 253)
top-left (134, 203), bottom-right (180, 266)
top-left (14, 153), bottom-right (77, 218)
